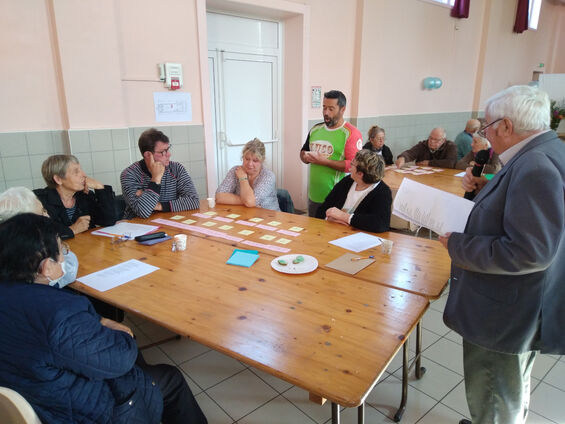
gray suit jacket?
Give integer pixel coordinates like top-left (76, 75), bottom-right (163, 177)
top-left (443, 130), bottom-right (565, 354)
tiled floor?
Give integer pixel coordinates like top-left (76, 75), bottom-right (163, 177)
top-left (126, 288), bottom-right (565, 424)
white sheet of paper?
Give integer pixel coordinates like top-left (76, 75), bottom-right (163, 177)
top-left (454, 171), bottom-right (466, 177)
top-left (91, 222), bottom-right (160, 239)
top-left (329, 232), bottom-right (383, 253)
top-left (77, 259), bottom-right (159, 292)
top-left (153, 92), bottom-right (192, 122)
top-left (392, 178), bottom-right (474, 236)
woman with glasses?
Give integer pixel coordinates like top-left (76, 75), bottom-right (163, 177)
top-left (456, 135), bottom-right (502, 175)
top-left (0, 213), bottom-right (208, 424)
top-left (316, 149), bottom-right (392, 233)
top-left (362, 125), bottom-right (394, 165)
top-left (34, 154), bottom-right (117, 239)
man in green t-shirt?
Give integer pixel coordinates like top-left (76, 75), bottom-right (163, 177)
top-left (300, 90), bottom-right (363, 216)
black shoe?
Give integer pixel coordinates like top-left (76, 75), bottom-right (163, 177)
top-left (459, 420), bottom-right (471, 424)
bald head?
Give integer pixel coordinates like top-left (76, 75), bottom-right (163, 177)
top-left (427, 127), bottom-right (446, 151)
top-left (465, 119), bottom-right (481, 133)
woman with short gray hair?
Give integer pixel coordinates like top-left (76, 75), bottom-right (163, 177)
top-left (34, 155), bottom-right (117, 239)
top-left (456, 135), bottom-right (502, 175)
top-left (215, 138), bottom-right (280, 210)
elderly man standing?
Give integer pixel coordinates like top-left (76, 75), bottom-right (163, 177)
top-left (454, 119), bottom-right (481, 160)
top-left (439, 85), bottom-right (565, 424)
top-left (395, 127), bottom-right (457, 168)
top-left (121, 128), bottom-right (199, 219)
top-left (300, 90), bottom-right (362, 217)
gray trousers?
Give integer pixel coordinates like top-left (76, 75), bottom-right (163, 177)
top-left (463, 339), bottom-right (537, 424)
top-left (308, 199), bottom-right (322, 217)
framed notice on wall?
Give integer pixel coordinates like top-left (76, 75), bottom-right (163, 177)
top-left (311, 86), bottom-right (322, 108)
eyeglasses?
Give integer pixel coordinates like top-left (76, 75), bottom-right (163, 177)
top-left (154, 145), bottom-right (172, 156)
top-left (478, 118), bottom-right (503, 138)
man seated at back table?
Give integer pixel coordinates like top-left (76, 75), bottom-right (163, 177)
top-left (121, 128), bottom-right (200, 219)
top-left (395, 127), bottom-right (457, 168)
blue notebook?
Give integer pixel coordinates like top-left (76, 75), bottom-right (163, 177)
top-left (226, 249), bottom-right (259, 267)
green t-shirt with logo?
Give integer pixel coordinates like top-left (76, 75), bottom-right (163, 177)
top-left (303, 122), bottom-right (363, 203)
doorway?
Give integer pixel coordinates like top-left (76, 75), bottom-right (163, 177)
top-left (207, 12), bottom-right (281, 186)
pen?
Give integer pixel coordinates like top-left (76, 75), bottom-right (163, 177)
top-left (98, 231), bottom-right (129, 239)
top-left (351, 255), bottom-right (374, 261)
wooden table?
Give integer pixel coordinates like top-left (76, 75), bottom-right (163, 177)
top-left (383, 167), bottom-right (464, 196)
top-left (146, 206), bottom-right (451, 421)
top-left (69, 231), bottom-right (428, 422)
top-left (152, 206), bottom-right (451, 299)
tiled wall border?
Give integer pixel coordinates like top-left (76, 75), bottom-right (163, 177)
top-left (309, 111), bottom-right (478, 159)
top-left (0, 125), bottom-right (208, 198)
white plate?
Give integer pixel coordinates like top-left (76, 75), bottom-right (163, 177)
top-left (271, 254), bottom-right (318, 274)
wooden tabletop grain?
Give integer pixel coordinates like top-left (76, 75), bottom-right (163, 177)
top-left (68, 231), bottom-right (428, 407)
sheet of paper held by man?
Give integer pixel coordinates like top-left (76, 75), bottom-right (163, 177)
top-left (77, 259), bottom-right (159, 292)
top-left (393, 178), bottom-right (474, 236)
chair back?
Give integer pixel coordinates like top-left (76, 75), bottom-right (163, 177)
top-left (0, 387), bottom-right (42, 424)
top-left (276, 189), bottom-right (295, 213)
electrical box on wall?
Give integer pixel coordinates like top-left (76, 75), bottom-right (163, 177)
top-left (158, 62), bottom-right (183, 90)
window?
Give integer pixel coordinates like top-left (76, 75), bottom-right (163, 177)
top-left (424, 0), bottom-right (456, 5)
top-left (528, 0), bottom-right (542, 30)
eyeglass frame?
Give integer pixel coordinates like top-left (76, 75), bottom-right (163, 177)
top-left (154, 145), bottom-right (172, 156)
top-left (478, 118), bottom-right (503, 138)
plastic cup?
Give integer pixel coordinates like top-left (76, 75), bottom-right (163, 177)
top-left (173, 234), bottom-right (187, 251)
top-left (207, 197), bottom-right (215, 208)
top-left (381, 239), bottom-right (394, 255)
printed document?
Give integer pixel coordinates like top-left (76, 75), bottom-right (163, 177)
top-left (77, 259), bottom-right (159, 292)
top-left (393, 179), bottom-right (474, 236)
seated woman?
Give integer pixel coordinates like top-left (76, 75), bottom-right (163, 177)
top-left (362, 125), bottom-right (394, 165)
top-left (34, 155), bottom-right (117, 239)
top-left (0, 214), bottom-right (207, 424)
top-left (215, 138), bottom-right (280, 211)
top-left (456, 135), bottom-right (502, 175)
top-left (316, 149), bottom-right (392, 233)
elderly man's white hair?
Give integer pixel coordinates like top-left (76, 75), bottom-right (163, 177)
top-left (485, 85), bottom-right (550, 134)
top-left (0, 187), bottom-right (43, 223)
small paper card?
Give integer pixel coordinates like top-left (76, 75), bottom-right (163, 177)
top-left (238, 230), bottom-right (254, 236)
top-left (260, 234), bottom-right (276, 241)
top-left (325, 253), bottom-right (375, 275)
top-left (226, 249), bottom-right (259, 267)
top-left (218, 225), bottom-right (233, 230)
top-left (289, 226), bottom-right (304, 232)
top-left (170, 215), bottom-right (185, 220)
top-left (267, 221), bottom-right (282, 226)
top-left (182, 219), bottom-right (196, 225)
top-left (202, 221), bottom-right (217, 227)
top-left (276, 238), bottom-right (291, 244)
top-left (249, 217), bottom-right (264, 223)
top-left (226, 214), bottom-right (240, 219)
top-left (203, 211), bottom-right (217, 216)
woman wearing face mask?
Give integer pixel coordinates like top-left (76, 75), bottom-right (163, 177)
top-left (215, 138), bottom-right (280, 210)
top-left (0, 214), bottom-right (208, 424)
top-left (0, 186), bottom-right (122, 321)
top-left (0, 186), bottom-right (79, 288)
top-left (34, 155), bottom-right (117, 239)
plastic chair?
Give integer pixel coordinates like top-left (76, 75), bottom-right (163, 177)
top-left (277, 189), bottom-right (295, 213)
top-left (0, 387), bottom-right (42, 424)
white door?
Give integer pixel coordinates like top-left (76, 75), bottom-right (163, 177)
top-left (207, 13), bottom-right (281, 187)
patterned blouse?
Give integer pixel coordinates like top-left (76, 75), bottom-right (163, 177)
top-left (216, 166), bottom-right (280, 211)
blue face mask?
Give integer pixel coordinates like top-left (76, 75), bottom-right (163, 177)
top-left (49, 251), bottom-right (78, 288)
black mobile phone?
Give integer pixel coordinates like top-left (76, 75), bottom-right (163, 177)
top-left (134, 232), bottom-right (166, 242)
